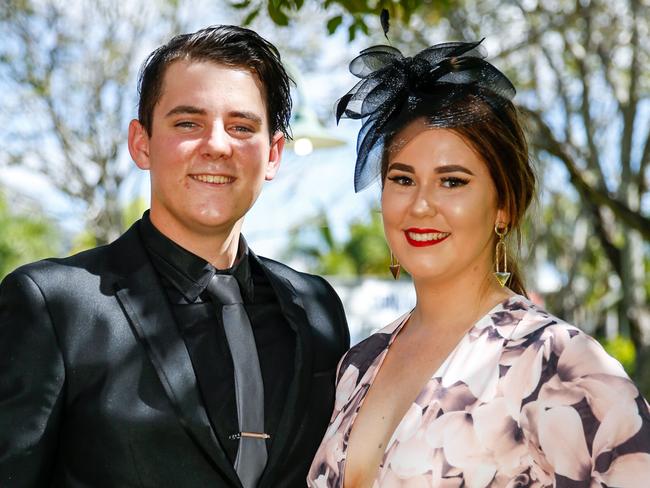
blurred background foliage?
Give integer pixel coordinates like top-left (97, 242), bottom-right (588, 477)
top-left (0, 0), bottom-right (648, 394)
top-left (0, 190), bottom-right (59, 277)
top-left (0, 0), bottom-right (183, 245)
top-left (230, 0), bottom-right (459, 40)
top-left (286, 208), bottom-right (397, 276)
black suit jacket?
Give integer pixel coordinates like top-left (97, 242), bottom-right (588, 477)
top-left (0, 221), bottom-right (349, 487)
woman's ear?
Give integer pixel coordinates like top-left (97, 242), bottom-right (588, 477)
top-left (495, 208), bottom-right (510, 229)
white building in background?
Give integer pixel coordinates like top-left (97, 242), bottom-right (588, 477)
top-left (325, 277), bottom-right (416, 345)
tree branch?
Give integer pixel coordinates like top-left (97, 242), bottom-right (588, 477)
top-left (540, 45), bottom-right (574, 144)
top-left (619, 0), bottom-right (641, 193)
top-left (524, 108), bottom-right (650, 241)
top-left (570, 2), bottom-right (607, 190)
top-left (639, 127), bottom-right (650, 195)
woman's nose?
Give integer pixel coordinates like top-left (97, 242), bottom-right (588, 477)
top-left (410, 186), bottom-right (438, 217)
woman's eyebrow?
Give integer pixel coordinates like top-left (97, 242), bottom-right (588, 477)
top-left (434, 164), bottom-right (475, 176)
top-left (387, 162), bottom-right (415, 173)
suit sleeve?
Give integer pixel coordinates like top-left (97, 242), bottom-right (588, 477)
top-left (315, 275), bottom-right (350, 354)
top-left (0, 271), bottom-right (65, 486)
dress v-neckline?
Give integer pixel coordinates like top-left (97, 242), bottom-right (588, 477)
top-left (341, 297), bottom-right (515, 488)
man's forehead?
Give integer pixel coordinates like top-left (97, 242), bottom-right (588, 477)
top-left (161, 59), bottom-right (262, 92)
top-left (155, 59), bottom-right (267, 113)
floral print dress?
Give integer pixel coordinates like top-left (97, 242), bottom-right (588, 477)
top-left (307, 295), bottom-right (650, 487)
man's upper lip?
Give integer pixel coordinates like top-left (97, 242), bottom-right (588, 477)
top-left (405, 227), bottom-right (447, 234)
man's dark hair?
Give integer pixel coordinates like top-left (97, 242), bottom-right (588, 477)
top-left (137, 25), bottom-right (293, 138)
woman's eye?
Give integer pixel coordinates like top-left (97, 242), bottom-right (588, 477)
top-left (441, 176), bottom-right (470, 188)
top-left (387, 175), bottom-right (414, 186)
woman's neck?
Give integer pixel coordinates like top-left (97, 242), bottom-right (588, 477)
top-left (409, 268), bottom-right (514, 335)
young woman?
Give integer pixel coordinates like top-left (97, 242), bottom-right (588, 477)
top-left (308, 41), bottom-right (650, 487)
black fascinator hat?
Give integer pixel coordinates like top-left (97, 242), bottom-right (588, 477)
top-left (336, 40), bottom-right (516, 192)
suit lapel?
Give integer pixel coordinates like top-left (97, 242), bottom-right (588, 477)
top-left (110, 225), bottom-right (241, 487)
top-left (251, 253), bottom-right (313, 485)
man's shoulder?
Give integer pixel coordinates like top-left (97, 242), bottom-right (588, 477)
top-left (1, 245), bottom-right (116, 307)
top-left (256, 254), bottom-right (350, 354)
top-left (12, 244), bottom-right (109, 278)
top-left (255, 255), bottom-right (316, 280)
top-left (8, 223), bottom-right (141, 284)
top-left (256, 255), bottom-right (334, 294)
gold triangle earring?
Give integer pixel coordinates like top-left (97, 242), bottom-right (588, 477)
top-left (389, 251), bottom-right (401, 280)
top-left (494, 224), bottom-right (511, 287)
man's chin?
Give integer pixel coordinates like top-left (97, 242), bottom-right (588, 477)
top-left (151, 207), bottom-right (245, 239)
top-left (190, 213), bottom-right (246, 237)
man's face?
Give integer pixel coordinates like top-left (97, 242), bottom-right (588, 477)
top-left (129, 60), bottom-right (284, 241)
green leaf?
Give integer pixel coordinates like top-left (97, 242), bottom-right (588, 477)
top-left (348, 23), bottom-right (357, 41)
top-left (243, 8), bottom-right (260, 25)
top-left (267, 2), bottom-right (290, 26)
top-left (230, 0), bottom-right (251, 9)
top-left (358, 18), bottom-right (369, 35)
top-left (326, 15), bottom-right (343, 34)
top-left (319, 221), bottom-right (335, 250)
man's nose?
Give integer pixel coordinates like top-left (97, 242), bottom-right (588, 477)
top-left (201, 124), bottom-right (232, 159)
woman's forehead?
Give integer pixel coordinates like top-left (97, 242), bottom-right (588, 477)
top-left (387, 124), bottom-right (490, 175)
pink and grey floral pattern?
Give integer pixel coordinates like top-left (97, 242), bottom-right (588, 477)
top-left (307, 295), bottom-right (650, 487)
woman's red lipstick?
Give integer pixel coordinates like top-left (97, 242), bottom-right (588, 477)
top-left (404, 228), bottom-right (451, 247)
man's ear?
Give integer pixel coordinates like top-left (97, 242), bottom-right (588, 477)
top-left (265, 131), bottom-right (285, 181)
top-left (128, 119), bottom-right (151, 170)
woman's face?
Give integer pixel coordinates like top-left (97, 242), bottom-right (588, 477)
top-left (381, 124), bottom-right (506, 285)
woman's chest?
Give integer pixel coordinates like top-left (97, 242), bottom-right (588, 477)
top-left (343, 338), bottom-right (452, 487)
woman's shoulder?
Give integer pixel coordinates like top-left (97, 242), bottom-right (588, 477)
top-left (497, 295), bottom-right (630, 380)
top-left (497, 297), bottom-right (650, 482)
top-left (490, 294), bottom-right (576, 340)
top-left (500, 296), bottom-right (624, 372)
top-left (336, 312), bottom-right (409, 385)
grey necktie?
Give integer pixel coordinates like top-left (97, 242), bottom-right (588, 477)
top-left (207, 274), bottom-right (267, 488)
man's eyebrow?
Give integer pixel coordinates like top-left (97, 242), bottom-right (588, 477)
top-left (434, 164), bottom-right (475, 176)
top-left (229, 111), bottom-right (263, 125)
top-left (165, 107), bottom-right (263, 125)
top-left (165, 105), bottom-right (207, 117)
top-left (387, 162), bottom-right (415, 173)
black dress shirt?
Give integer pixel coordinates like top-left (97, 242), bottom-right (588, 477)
top-left (139, 213), bottom-right (295, 465)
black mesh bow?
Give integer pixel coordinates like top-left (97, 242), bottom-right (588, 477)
top-left (336, 40), bottom-right (516, 192)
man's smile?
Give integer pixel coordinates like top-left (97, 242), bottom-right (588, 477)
top-left (189, 174), bottom-right (236, 184)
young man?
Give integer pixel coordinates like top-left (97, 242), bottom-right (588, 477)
top-left (0, 26), bottom-right (349, 487)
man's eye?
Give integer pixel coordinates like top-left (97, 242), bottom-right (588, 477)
top-left (232, 125), bottom-right (253, 133)
top-left (441, 176), bottom-right (470, 188)
top-left (175, 121), bottom-right (197, 129)
top-left (387, 175), bottom-right (414, 186)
